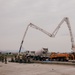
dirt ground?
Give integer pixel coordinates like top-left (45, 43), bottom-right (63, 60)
top-left (0, 62), bottom-right (75, 75)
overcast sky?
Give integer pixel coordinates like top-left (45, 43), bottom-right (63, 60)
top-left (0, 0), bottom-right (75, 52)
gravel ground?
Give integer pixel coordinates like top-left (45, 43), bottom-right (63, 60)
top-left (0, 62), bottom-right (75, 75)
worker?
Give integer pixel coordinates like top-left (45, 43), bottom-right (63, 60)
top-left (19, 55), bottom-right (22, 63)
top-left (27, 57), bottom-right (30, 63)
top-left (11, 56), bottom-right (14, 62)
top-left (1, 55), bottom-right (4, 63)
top-left (5, 55), bottom-right (7, 64)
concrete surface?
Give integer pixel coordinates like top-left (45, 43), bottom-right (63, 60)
top-left (0, 62), bottom-right (75, 75)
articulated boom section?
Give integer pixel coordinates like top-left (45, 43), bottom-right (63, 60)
top-left (51, 17), bottom-right (75, 51)
top-left (29, 23), bottom-right (52, 37)
top-left (65, 18), bottom-right (75, 51)
top-left (72, 45), bottom-right (75, 51)
top-left (19, 17), bottom-right (75, 53)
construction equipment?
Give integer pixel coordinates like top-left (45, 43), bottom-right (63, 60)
top-left (33, 48), bottom-right (48, 61)
top-left (19, 17), bottom-right (75, 54)
top-left (51, 17), bottom-right (75, 51)
top-left (50, 52), bottom-right (74, 61)
top-left (19, 23), bottom-right (52, 53)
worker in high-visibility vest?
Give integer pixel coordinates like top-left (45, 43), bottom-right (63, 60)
top-left (19, 55), bottom-right (22, 63)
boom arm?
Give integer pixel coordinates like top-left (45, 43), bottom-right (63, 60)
top-left (19, 17), bottom-right (75, 53)
top-left (51, 17), bottom-right (75, 51)
top-left (19, 25), bottom-right (29, 53)
top-left (19, 23), bottom-right (52, 53)
top-left (29, 23), bottom-right (52, 37)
